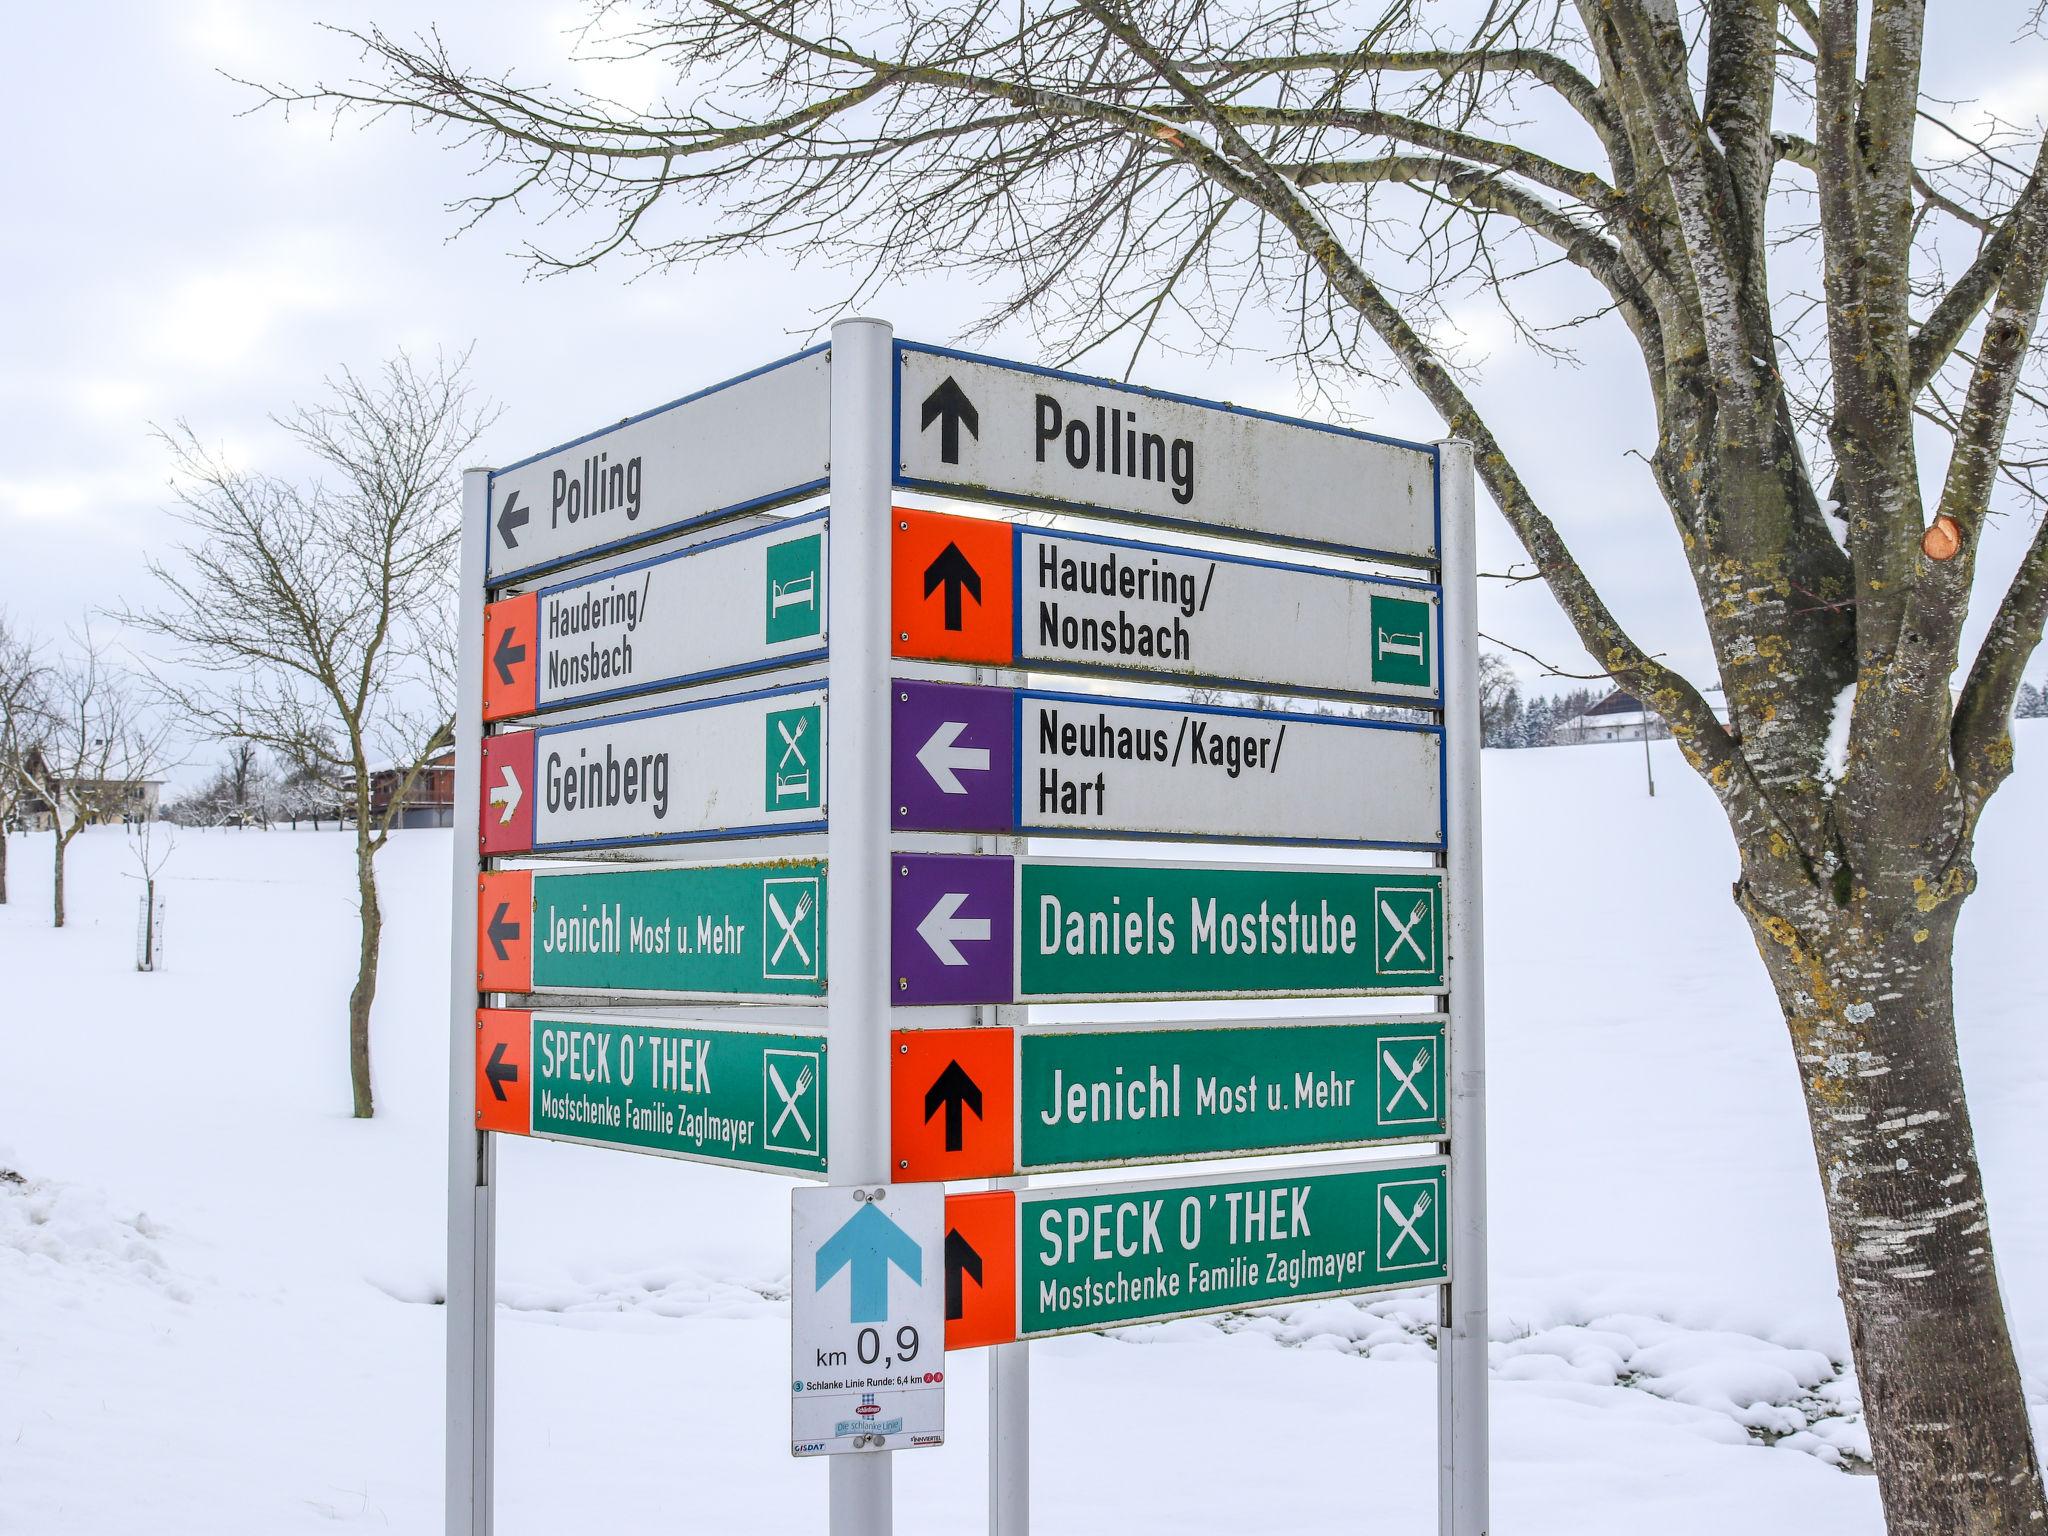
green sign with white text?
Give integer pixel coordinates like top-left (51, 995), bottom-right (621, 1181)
top-left (530, 1013), bottom-right (827, 1174)
top-left (1019, 862), bottom-right (1445, 1000)
top-left (1020, 1159), bottom-right (1449, 1337)
top-left (1019, 1018), bottom-right (1446, 1171)
top-left (531, 860), bottom-right (826, 999)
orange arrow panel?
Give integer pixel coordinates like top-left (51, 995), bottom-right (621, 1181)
top-left (893, 1027), bottom-right (1015, 1182)
top-left (475, 1008), bottom-right (531, 1135)
top-left (944, 1190), bottom-right (1018, 1351)
top-left (476, 870), bottom-right (533, 993)
top-left (483, 592), bottom-right (539, 721)
top-left (892, 509), bottom-right (1013, 665)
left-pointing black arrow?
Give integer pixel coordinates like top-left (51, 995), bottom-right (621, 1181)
top-left (496, 490), bottom-right (529, 549)
top-left (493, 624), bottom-right (527, 687)
top-left (485, 1041), bottom-right (519, 1101)
top-left (924, 1059), bottom-right (984, 1153)
top-left (944, 1227), bottom-right (983, 1321)
top-left (486, 901), bottom-right (521, 962)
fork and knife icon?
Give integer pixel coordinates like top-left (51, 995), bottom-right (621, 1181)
top-left (1381, 1043), bottom-right (1432, 1114)
top-left (768, 1058), bottom-right (816, 1142)
top-left (768, 885), bottom-right (815, 968)
top-left (1379, 895), bottom-right (1432, 967)
top-left (1382, 1187), bottom-right (1435, 1260)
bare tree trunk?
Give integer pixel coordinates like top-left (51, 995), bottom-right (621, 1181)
top-left (348, 833), bottom-right (380, 1118)
top-left (51, 823), bottom-right (68, 928)
top-left (1, 827), bottom-right (9, 905)
top-left (1743, 884), bottom-right (2048, 1532)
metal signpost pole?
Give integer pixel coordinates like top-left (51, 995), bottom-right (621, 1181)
top-left (1435, 440), bottom-right (1489, 1536)
top-left (826, 317), bottom-right (895, 1535)
top-left (448, 465), bottom-right (496, 1536)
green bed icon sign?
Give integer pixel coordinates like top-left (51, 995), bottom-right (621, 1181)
top-left (765, 532), bottom-right (824, 644)
top-left (1369, 593), bottom-right (1432, 689)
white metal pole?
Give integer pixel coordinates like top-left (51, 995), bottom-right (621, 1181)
top-left (826, 317), bottom-right (895, 1535)
top-left (447, 465), bottom-right (496, 1536)
top-left (1435, 440), bottom-right (1489, 1536)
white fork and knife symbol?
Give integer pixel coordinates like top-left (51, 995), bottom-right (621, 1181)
top-left (1379, 896), bottom-right (1431, 965)
top-left (767, 886), bottom-right (815, 967)
top-left (1383, 1188), bottom-right (1435, 1259)
top-left (769, 1060), bottom-right (815, 1140)
top-left (1382, 1044), bottom-right (1432, 1112)
top-left (776, 715), bottom-right (810, 769)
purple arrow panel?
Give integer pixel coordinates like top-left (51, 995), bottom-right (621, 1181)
top-left (892, 679), bottom-right (1015, 832)
top-left (891, 852), bottom-right (1015, 1005)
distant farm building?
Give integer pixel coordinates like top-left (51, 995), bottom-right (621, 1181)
top-left (1555, 691), bottom-right (1672, 746)
top-left (353, 750), bottom-right (456, 829)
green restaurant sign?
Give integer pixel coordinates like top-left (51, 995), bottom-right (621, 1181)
top-left (1019, 1017), bottom-right (1447, 1171)
top-left (1018, 1158), bottom-right (1450, 1337)
top-left (526, 1012), bottom-right (828, 1175)
top-left (529, 859), bottom-right (827, 999)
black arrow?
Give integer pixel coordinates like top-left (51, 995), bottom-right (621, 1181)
top-left (919, 376), bottom-right (979, 465)
top-left (922, 542), bottom-right (983, 632)
top-left (944, 1227), bottom-right (983, 1321)
top-left (486, 901), bottom-right (521, 962)
top-left (485, 1041), bottom-right (519, 1102)
top-left (496, 490), bottom-right (529, 549)
top-left (493, 624), bottom-right (527, 687)
top-left (923, 1059), bottom-right (984, 1153)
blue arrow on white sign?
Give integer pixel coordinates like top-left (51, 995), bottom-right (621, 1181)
top-left (815, 1201), bottom-right (925, 1323)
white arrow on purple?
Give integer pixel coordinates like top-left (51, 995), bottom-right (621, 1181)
top-left (916, 720), bottom-right (990, 795)
top-left (917, 890), bottom-right (991, 966)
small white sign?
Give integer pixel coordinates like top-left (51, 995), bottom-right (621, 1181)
top-left (488, 349), bottom-right (830, 581)
top-left (897, 344), bottom-right (1436, 561)
top-left (791, 1184), bottom-right (946, 1457)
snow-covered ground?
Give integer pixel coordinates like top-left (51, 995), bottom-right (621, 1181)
top-left (3, 727), bottom-right (2043, 1533)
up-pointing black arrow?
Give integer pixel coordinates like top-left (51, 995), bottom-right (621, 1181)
top-left (496, 490), bottom-right (529, 549)
top-left (493, 624), bottom-right (527, 687)
top-left (924, 1059), bottom-right (984, 1153)
top-left (485, 1041), bottom-right (520, 1102)
top-left (922, 542), bottom-right (982, 632)
top-left (944, 1227), bottom-right (983, 1321)
top-left (920, 376), bottom-right (979, 465)
top-left (486, 901), bottom-right (522, 963)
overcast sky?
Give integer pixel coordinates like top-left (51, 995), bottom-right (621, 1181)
top-left (5, 2), bottom-right (2045, 784)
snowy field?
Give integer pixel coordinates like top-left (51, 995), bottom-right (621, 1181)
top-left (3, 727), bottom-right (2044, 1533)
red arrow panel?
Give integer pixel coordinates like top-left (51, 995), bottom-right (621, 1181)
top-left (475, 1009), bottom-right (531, 1136)
top-left (892, 509), bottom-right (1013, 665)
top-left (482, 592), bottom-right (539, 722)
top-left (943, 1189), bottom-right (1018, 1351)
top-left (476, 870), bottom-right (533, 994)
top-left (479, 730), bottom-right (536, 856)
top-left (892, 1027), bottom-right (1015, 1182)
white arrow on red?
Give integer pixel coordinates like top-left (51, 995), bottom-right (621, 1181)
top-left (916, 720), bottom-right (990, 795)
top-left (917, 891), bottom-right (990, 966)
top-left (489, 764), bottom-right (524, 825)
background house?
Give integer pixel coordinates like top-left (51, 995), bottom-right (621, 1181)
top-left (1555, 691), bottom-right (1673, 746)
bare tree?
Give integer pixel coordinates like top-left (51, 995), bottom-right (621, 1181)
top-left (263, 3), bottom-right (2048, 1523)
top-left (126, 351), bottom-right (494, 1118)
top-left (13, 629), bottom-right (175, 928)
top-left (0, 613), bottom-right (50, 905)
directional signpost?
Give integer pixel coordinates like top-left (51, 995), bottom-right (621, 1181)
top-left (479, 682), bottom-right (827, 855)
top-left (477, 1009), bottom-right (828, 1174)
top-left (891, 1017), bottom-right (1447, 1180)
top-left (791, 1185), bottom-right (947, 1455)
top-left (488, 348), bottom-right (830, 582)
top-left (890, 854), bottom-right (1445, 1004)
top-left (449, 320), bottom-right (1486, 1536)
top-left (475, 861), bottom-right (826, 1000)
top-left (892, 509), bottom-right (1442, 703)
top-left (895, 343), bottom-right (1438, 562)
top-left (890, 678), bottom-right (1444, 847)
top-left (483, 513), bottom-right (827, 721)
